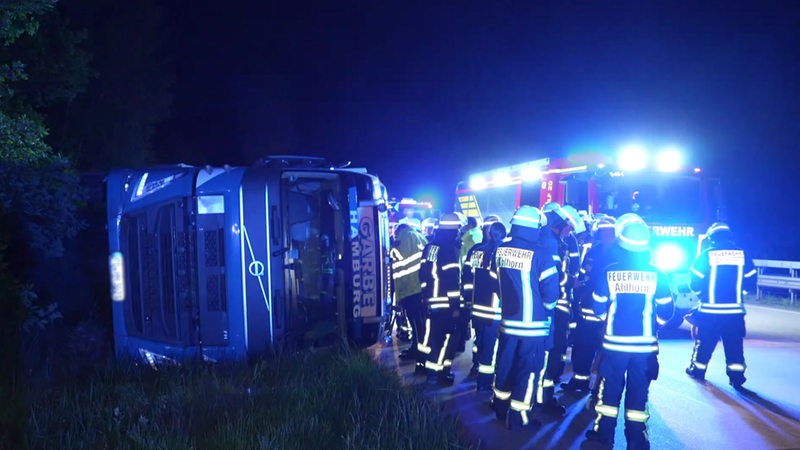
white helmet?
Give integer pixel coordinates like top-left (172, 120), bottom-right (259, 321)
top-left (438, 212), bottom-right (464, 230)
top-left (617, 220), bottom-right (651, 253)
top-left (510, 205), bottom-right (546, 229)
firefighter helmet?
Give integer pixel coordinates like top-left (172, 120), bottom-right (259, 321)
top-left (562, 205), bottom-right (587, 234)
top-left (591, 216), bottom-right (617, 237)
top-left (615, 213), bottom-right (645, 237)
top-left (398, 217), bottom-right (421, 231)
top-left (705, 222), bottom-right (732, 244)
top-left (438, 212), bottom-right (465, 230)
top-left (542, 201), bottom-right (567, 228)
top-left (617, 220), bottom-right (651, 253)
top-left (483, 214), bottom-right (502, 226)
top-left (510, 205), bottom-right (546, 229)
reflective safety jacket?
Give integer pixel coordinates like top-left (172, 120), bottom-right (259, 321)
top-left (690, 242), bottom-right (756, 315)
top-left (539, 229), bottom-right (571, 315)
top-left (576, 241), bottom-right (616, 323)
top-left (467, 241), bottom-right (502, 323)
top-left (593, 253), bottom-right (674, 353)
top-left (390, 227), bottom-right (428, 301)
top-left (460, 227), bottom-right (483, 265)
top-left (420, 237), bottom-right (461, 311)
top-left (496, 236), bottom-right (560, 337)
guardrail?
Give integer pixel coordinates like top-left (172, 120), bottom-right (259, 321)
top-left (753, 259), bottom-right (800, 304)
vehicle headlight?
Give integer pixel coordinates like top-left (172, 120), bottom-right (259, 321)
top-left (653, 243), bottom-right (687, 272)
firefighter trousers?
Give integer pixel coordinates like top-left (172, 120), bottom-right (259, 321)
top-left (473, 319), bottom-right (500, 389)
top-left (569, 318), bottom-right (604, 387)
top-left (424, 309), bottom-right (461, 375)
top-left (399, 293), bottom-right (425, 353)
top-left (547, 309), bottom-right (570, 382)
top-left (493, 333), bottom-right (548, 427)
top-left (689, 313), bottom-right (746, 383)
top-left (592, 351), bottom-right (658, 446)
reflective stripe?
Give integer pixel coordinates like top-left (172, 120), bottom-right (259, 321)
top-left (392, 251), bottom-right (422, 269)
top-left (744, 269), bottom-right (757, 278)
top-left (425, 360), bottom-right (444, 371)
top-left (462, 283), bottom-right (474, 290)
top-left (605, 335), bottom-right (657, 344)
top-left (479, 363), bottom-right (495, 374)
top-left (692, 362), bottom-right (707, 369)
top-left (692, 268), bottom-right (705, 279)
top-left (493, 388), bottom-right (511, 400)
top-left (540, 266), bottom-right (558, 281)
top-left (655, 296), bottom-right (672, 305)
top-left (472, 310), bottom-right (502, 321)
top-left (500, 327), bottom-right (550, 337)
top-left (392, 263), bottom-right (421, 279)
top-left (593, 292), bottom-right (608, 303)
top-left (625, 409), bottom-right (650, 422)
top-left (595, 404), bottom-right (619, 418)
top-left (573, 374), bottom-right (590, 381)
top-left (727, 363), bottom-right (746, 372)
top-left (442, 263), bottom-right (460, 271)
top-left (473, 304), bottom-right (502, 313)
top-left (510, 399), bottom-right (531, 412)
top-left (602, 342), bottom-right (659, 353)
top-left (502, 319), bottom-right (551, 328)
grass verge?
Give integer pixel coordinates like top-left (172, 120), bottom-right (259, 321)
top-left (22, 344), bottom-right (473, 450)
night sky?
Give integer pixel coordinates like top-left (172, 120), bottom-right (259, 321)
top-left (154, 1), bottom-right (800, 259)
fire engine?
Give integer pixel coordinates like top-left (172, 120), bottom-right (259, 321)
top-left (455, 147), bottom-right (725, 327)
top-left (106, 155), bottom-right (392, 365)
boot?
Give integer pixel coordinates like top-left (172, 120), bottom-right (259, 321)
top-left (685, 366), bottom-right (705, 381)
top-left (585, 430), bottom-right (614, 446)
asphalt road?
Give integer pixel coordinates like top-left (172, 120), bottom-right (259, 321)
top-left (370, 305), bottom-right (800, 450)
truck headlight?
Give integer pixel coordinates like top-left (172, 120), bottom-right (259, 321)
top-left (653, 243), bottom-right (687, 272)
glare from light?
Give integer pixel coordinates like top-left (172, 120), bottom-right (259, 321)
top-left (597, 163), bottom-right (605, 169)
top-left (520, 166), bottom-right (541, 182)
top-left (618, 145), bottom-right (647, 171)
top-left (656, 148), bottom-right (683, 172)
top-left (470, 176), bottom-right (488, 191)
top-left (693, 167), bottom-right (701, 173)
top-left (492, 170), bottom-right (513, 186)
top-left (653, 243), bottom-right (687, 272)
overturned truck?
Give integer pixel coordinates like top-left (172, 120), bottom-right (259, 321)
top-left (106, 156), bottom-right (392, 365)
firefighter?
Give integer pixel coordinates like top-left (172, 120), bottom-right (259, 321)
top-left (562, 217), bottom-right (616, 393)
top-left (491, 205), bottom-right (560, 431)
top-left (390, 222), bottom-right (428, 361)
top-left (457, 215), bottom-right (483, 353)
top-left (685, 222), bottom-right (757, 389)
top-left (536, 202), bottom-right (583, 415)
top-left (421, 217), bottom-right (437, 240)
top-left (585, 220), bottom-right (674, 449)
top-left (420, 212), bottom-right (464, 385)
top-left (466, 220), bottom-right (507, 391)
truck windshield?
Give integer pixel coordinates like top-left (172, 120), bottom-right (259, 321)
top-left (283, 172), bottom-right (344, 344)
top-left (597, 173), bottom-right (707, 224)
